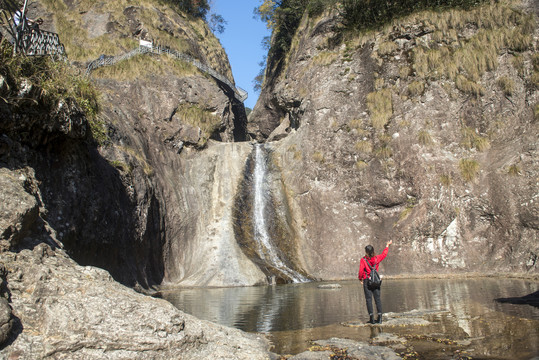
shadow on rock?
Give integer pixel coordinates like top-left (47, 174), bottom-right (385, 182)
top-left (0, 310), bottom-right (22, 351)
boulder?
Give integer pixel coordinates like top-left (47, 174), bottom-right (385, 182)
top-left (0, 244), bottom-right (271, 359)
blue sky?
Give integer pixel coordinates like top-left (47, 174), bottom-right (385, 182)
top-left (211, 0), bottom-right (271, 109)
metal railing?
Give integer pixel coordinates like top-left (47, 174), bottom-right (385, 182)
top-left (86, 44), bottom-right (248, 103)
top-left (1, 1), bottom-right (65, 58)
top-left (18, 28), bottom-right (65, 57)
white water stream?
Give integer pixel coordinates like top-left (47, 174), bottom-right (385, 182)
top-left (252, 144), bottom-right (308, 283)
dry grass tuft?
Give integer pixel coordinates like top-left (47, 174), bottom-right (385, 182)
top-left (92, 54), bottom-right (198, 80)
top-left (497, 76), bottom-right (516, 96)
top-left (407, 81), bottom-right (425, 97)
top-left (459, 158), bottom-right (480, 182)
top-left (312, 151), bottom-right (325, 163)
top-left (399, 66), bottom-right (411, 80)
top-left (313, 51), bottom-right (338, 66)
top-left (378, 41), bottom-right (398, 56)
top-left (375, 145), bottom-right (393, 159)
top-left (511, 55), bottom-right (525, 77)
top-left (402, 1), bottom-right (534, 98)
top-left (440, 174), bottom-right (452, 187)
top-left (367, 88), bottom-right (393, 129)
top-left (418, 130), bottom-right (433, 146)
top-left (455, 75), bottom-right (484, 97)
top-left (40, 0), bottom-right (227, 78)
top-left (460, 127), bottom-right (490, 151)
top-left (355, 160), bottom-right (368, 170)
top-left (174, 103), bottom-right (221, 143)
top-left (355, 140), bottom-right (373, 153)
top-left (507, 164), bottom-right (520, 176)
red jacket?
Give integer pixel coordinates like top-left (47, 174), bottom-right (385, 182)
top-left (358, 247), bottom-right (389, 280)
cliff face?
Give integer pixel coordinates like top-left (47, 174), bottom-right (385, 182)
top-left (249, 0), bottom-right (538, 279)
top-left (13, 0), bottom-right (249, 288)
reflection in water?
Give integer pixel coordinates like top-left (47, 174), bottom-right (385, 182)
top-left (161, 278), bottom-right (539, 358)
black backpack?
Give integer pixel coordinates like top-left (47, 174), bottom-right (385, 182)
top-left (365, 258), bottom-right (382, 289)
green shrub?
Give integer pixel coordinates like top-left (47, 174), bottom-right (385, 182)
top-left (88, 118), bottom-right (109, 146)
top-left (0, 40), bottom-right (100, 121)
top-left (307, 0), bottom-right (333, 17)
top-left (162, 0), bottom-right (209, 19)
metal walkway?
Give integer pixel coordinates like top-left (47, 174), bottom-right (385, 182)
top-left (86, 43), bottom-right (248, 103)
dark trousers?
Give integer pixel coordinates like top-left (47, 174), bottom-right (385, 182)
top-left (363, 281), bottom-right (382, 315)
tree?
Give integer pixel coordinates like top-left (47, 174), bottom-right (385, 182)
top-left (166, 0), bottom-right (210, 19)
top-left (254, 0), bottom-right (278, 29)
top-left (209, 13), bottom-right (227, 34)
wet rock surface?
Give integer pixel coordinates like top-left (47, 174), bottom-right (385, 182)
top-left (342, 309), bottom-right (449, 327)
top-left (280, 307), bottom-right (536, 359)
top-left (288, 338), bottom-right (401, 360)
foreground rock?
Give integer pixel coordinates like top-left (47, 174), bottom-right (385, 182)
top-left (0, 243), bottom-right (272, 359)
top-left (288, 338), bottom-right (401, 360)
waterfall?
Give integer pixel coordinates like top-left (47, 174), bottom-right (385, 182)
top-left (252, 144), bottom-right (308, 283)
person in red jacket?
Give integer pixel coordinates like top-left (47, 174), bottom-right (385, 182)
top-left (358, 240), bottom-right (392, 324)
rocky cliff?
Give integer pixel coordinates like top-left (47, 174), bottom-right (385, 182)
top-left (249, 0), bottom-right (538, 280)
top-left (13, 0), bottom-right (251, 288)
top-left (0, 0), bottom-right (275, 357)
